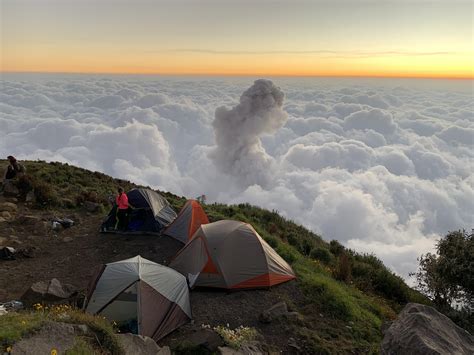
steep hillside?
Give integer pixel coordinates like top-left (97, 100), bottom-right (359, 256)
top-left (0, 160), bottom-right (430, 354)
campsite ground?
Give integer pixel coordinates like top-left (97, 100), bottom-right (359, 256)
top-left (1, 160), bottom-right (435, 354)
top-left (0, 197), bottom-right (305, 353)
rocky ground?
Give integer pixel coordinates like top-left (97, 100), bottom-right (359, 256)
top-left (0, 195), bottom-right (307, 353)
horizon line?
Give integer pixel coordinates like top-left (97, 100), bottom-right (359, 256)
top-left (1, 70), bottom-right (473, 81)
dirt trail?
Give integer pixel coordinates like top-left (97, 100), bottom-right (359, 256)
top-left (1, 209), bottom-right (181, 301)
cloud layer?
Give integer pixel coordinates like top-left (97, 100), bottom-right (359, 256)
top-left (1, 74), bottom-right (473, 281)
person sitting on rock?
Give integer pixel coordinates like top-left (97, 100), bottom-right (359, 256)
top-left (1, 156), bottom-right (26, 194)
top-left (4, 156), bottom-right (26, 181)
top-left (115, 187), bottom-right (129, 231)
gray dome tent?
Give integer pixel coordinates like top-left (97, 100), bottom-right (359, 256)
top-left (84, 256), bottom-right (191, 341)
top-left (101, 188), bottom-right (177, 234)
top-left (169, 220), bottom-right (296, 289)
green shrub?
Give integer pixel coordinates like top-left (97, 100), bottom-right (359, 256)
top-left (373, 269), bottom-right (409, 304)
top-left (310, 247), bottom-right (334, 265)
top-left (286, 233), bottom-right (298, 246)
top-left (276, 244), bottom-right (299, 264)
top-left (300, 239), bottom-right (314, 256)
top-left (263, 234), bottom-right (279, 248)
top-left (351, 261), bottom-right (374, 280)
top-left (329, 240), bottom-right (345, 256)
top-left (33, 182), bottom-right (59, 207)
top-left (334, 254), bottom-right (352, 282)
top-left (16, 174), bottom-right (35, 197)
top-left (356, 253), bottom-right (384, 268)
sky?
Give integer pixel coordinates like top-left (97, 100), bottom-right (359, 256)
top-left (2, 0), bottom-right (473, 78)
top-left (1, 73), bottom-right (472, 282)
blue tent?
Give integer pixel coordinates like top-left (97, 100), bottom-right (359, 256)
top-left (101, 188), bottom-right (177, 234)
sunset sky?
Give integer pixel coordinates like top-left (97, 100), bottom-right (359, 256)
top-left (2, 0), bottom-right (473, 78)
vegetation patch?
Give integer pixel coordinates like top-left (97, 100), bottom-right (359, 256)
top-left (0, 312), bottom-right (45, 351)
top-left (212, 324), bottom-right (259, 349)
top-left (1, 304), bottom-right (123, 355)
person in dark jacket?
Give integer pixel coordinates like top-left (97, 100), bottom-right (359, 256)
top-left (4, 156), bottom-right (26, 181)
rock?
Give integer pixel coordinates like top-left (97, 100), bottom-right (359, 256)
top-left (33, 221), bottom-right (50, 235)
top-left (9, 236), bottom-right (22, 246)
top-left (25, 191), bottom-right (35, 203)
top-left (61, 198), bottom-right (75, 208)
top-left (218, 342), bottom-right (264, 355)
top-left (16, 246), bottom-right (36, 258)
top-left (73, 324), bottom-right (89, 335)
top-left (1, 211), bottom-right (12, 220)
top-left (287, 337), bottom-right (302, 352)
top-left (63, 237), bottom-right (73, 243)
top-left (0, 237), bottom-right (7, 246)
top-left (187, 329), bottom-right (225, 352)
top-left (2, 182), bottom-right (19, 197)
top-left (68, 214), bottom-right (81, 225)
top-left (0, 246), bottom-right (16, 260)
top-left (117, 333), bottom-right (162, 355)
top-left (0, 202), bottom-right (18, 213)
top-left (21, 278), bottom-right (77, 307)
top-left (0, 217), bottom-right (6, 223)
top-left (83, 201), bottom-right (100, 213)
top-left (157, 346), bottom-right (171, 355)
top-left (11, 321), bottom-right (76, 355)
top-left (381, 321), bottom-right (393, 335)
top-left (4, 197), bottom-right (18, 203)
top-left (16, 214), bottom-right (41, 225)
top-left (259, 302), bottom-right (289, 323)
top-left (285, 311), bottom-right (301, 322)
top-left (381, 303), bottom-right (474, 355)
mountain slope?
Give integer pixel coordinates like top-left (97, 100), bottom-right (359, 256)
top-left (0, 160), bottom-right (429, 354)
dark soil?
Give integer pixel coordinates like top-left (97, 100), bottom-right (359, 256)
top-left (0, 198), bottom-right (307, 353)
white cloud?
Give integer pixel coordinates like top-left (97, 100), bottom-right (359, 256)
top-left (344, 108), bottom-right (397, 135)
top-left (135, 93), bottom-right (170, 108)
top-left (436, 125), bottom-right (474, 146)
top-left (1, 74), bottom-right (472, 281)
top-left (89, 95), bottom-right (124, 109)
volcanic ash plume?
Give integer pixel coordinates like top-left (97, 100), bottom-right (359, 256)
top-left (210, 79), bottom-right (288, 187)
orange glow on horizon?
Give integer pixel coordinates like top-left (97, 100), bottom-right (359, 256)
top-left (2, 69), bottom-right (473, 80)
top-left (2, 43), bottom-right (472, 80)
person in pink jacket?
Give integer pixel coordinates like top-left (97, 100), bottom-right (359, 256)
top-left (115, 187), bottom-right (129, 231)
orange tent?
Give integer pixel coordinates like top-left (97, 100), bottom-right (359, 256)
top-left (169, 220), bottom-right (296, 289)
top-left (163, 200), bottom-right (209, 243)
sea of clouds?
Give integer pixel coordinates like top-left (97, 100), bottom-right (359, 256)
top-left (1, 73), bottom-right (472, 280)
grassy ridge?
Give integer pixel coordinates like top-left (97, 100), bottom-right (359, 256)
top-left (3, 160), bottom-right (429, 353)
